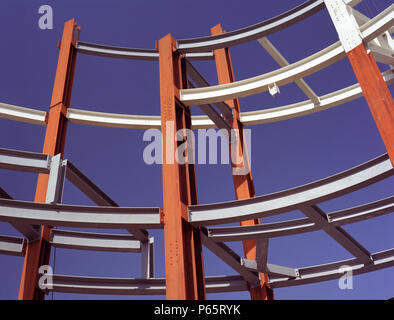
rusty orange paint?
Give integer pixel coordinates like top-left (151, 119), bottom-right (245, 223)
top-left (347, 44), bottom-right (394, 165)
top-left (158, 34), bottom-right (205, 300)
top-left (211, 24), bottom-right (273, 300)
top-left (18, 19), bottom-right (78, 300)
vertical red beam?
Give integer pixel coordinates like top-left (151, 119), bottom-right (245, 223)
top-left (18, 19), bottom-right (79, 300)
top-left (211, 24), bottom-right (273, 300)
top-left (347, 44), bottom-right (394, 164)
top-left (157, 34), bottom-right (206, 300)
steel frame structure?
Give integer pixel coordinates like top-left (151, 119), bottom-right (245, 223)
top-left (0, 0), bottom-right (393, 300)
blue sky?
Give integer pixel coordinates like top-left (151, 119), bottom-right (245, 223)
top-left (0, 0), bottom-right (393, 300)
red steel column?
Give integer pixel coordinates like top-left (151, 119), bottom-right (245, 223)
top-left (18, 19), bottom-right (79, 300)
top-left (347, 44), bottom-right (394, 164)
top-left (157, 34), bottom-right (206, 300)
top-left (211, 24), bottom-right (273, 300)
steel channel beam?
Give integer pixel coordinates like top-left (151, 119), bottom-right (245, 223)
top-left (45, 249), bottom-right (394, 294)
top-left (242, 259), bottom-right (299, 278)
top-left (328, 196), bottom-right (394, 225)
top-left (0, 148), bottom-right (50, 173)
top-left (180, 41), bottom-right (345, 105)
top-left (48, 275), bottom-right (247, 295)
top-left (189, 154), bottom-right (393, 226)
top-left (50, 229), bottom-right (141, 252)
top-left (76, 41), bottom-right (214, 61)
top-left (0, 102), bottom-right (46, 125)
top-left (269, 248), bottom-right (394, 288)
top-left (177, 0), bottom-right (325, 52)
top-left (0, 198), bottom-right (161, 229)
top-left (179, 6), bottom-right (393, 105)
top-left (300, 205), bottom-right (372, 264)
top-left (207, 196), bottom-right (394, 242)
top-left (0, 187), bottom-right (41, 241)
top-left (208, 217), bottom-right (315, 242)
top-left (0, 234), bottom-right (26, 257)
top-left (239, 69), bottom-right (394, 126)
top-left (63, 69), bottom-right (393, 130)
top-left (75, 1), bottom-right (326, 57)
top-left (200, 231), bottom-right (260, 285)
top-left (1, 8), bottom-right (392, 131)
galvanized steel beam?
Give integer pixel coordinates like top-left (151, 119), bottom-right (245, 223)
top-left (189, 154), bottom-right (393, 226)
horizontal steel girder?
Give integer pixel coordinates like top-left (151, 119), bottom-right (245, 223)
top-left (0, 198), bottom-right (161, 229)
top-left (189, 154), bottom-right (393, 226)
top-left (77, 41), bottom-right (214, 61)
top-left (207, 196), bottom-right (394, 241)
top-left (179, 6), bottom-right (394, 105)
top-left (2, 70), bottom-right (392, 130)
top-left (0, 187), bottom-right (41, 241)
top-left (48, 275), bottom-right (247, 295)
top-left (177, 0), bottom-right (325, 52)
top-left (50, 229), bottom-right (142, 252)
top-left (0, 234), bottom-right (26, 256)
top-left (241, 259), bottom-right (299, 278)
top-left (0, 147), bottom-right (50, 173)
top-left (269, 248), bottom-right (394, 288)
top-left (43, 248), bottom-right (393, 294)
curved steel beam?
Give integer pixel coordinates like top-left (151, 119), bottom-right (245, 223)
top-left (240, 69), bottom-right (394, 126)
top-left (207, 196), bottom-right (394, 242)
top-left (179, 6), bottom-right (394, 105)
top-left (50, 229), bottom-right (142, 252)
top-left (64, 69), bottom-right (393, 130)
top-left (177, 0), bottom-right (326, 52)
top-left (0, 234), bottom-right (26, 257)
top-left (0, 198), bottom-right (162, 229)
top-left (0, 147), bottom-right (50, 173)
top-left (0, 186), bottom-right (41, 241)
top-left (180, 41), bottom-right (345, 105)
top-left (2, 64), bottom-right (392, 131)
top-left (77, 41), bottom-right (214, 61)
top-left (75, 1), bottom-right (325, 58)
top-left (66, 108), bottom-right (162, 129)
top-left (46, 248), bottom-right (393, 293)
top-left (48, 275), bottom-right (247, 295)
top-left (188, 154), bottom-right (393, 226)
top-left (269, 248), bottom-right (394, 288)
top-left (73, 1), bottom-right (374, 57)
top-left (0, 102), bottom-right (46, 125)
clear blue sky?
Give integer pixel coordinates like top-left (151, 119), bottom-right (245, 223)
top-left (0, 0), bottom-right (393, 300)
